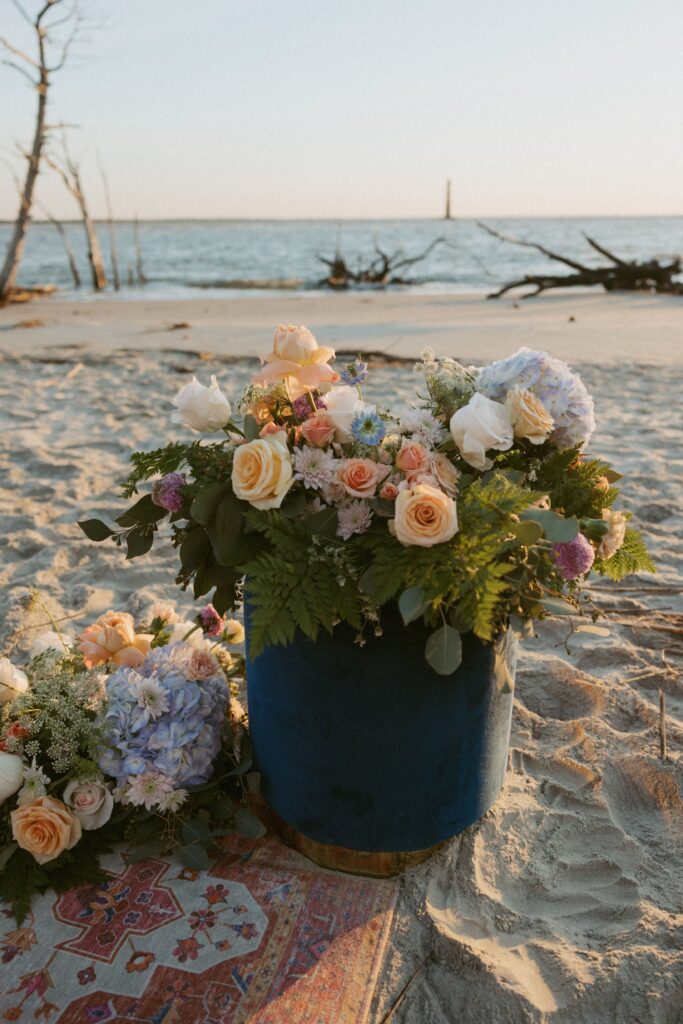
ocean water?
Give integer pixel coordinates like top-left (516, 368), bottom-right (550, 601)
top-left (2, 217), bottom-right (682, 299)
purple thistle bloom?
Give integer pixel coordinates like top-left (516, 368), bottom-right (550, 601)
top-left (291, 393), bottom-right (326, 421)
top-left (339, 358), bottom-right (369, 387)
top-left (197, 603), bottom-right (224, 637)
top-left (152, 472), bottom-right (186, 512)
top-left (552, 534), bottom-right (595, 580)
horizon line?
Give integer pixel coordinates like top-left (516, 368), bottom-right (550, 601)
top-left (2, 213), bottom-right (683, 226)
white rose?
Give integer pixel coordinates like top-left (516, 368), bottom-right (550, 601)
top-left (231, 435), bottom-right (293, 510)
top-left (172, 375), bottom-right (231, 433)
top-left (505, 388), bottom-right (554, 444)
top-left (63, 779), bottom-right (114, 830)
top-left (29, 631), bottom-right (73, 658)
top-left (147, 601), bottom-right (179, 626)
top-left (598, 508), bottom-right (627, 560)
top-left (0, 753), bottom-right (25, 805)
top-left (0, 658), bottom-right (29, 704)
top-left (449, 393), bottom-right (514, 471)
top-left (324, 388), bottom-right (368, 442)
top-left (168, 621), bottom-right (212, 650)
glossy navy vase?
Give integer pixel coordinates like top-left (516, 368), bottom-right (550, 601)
top-left (245, 605), bottom-right (515, 868)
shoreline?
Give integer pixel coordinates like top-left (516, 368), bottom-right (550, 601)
top-left (1, 291), bottom-right (682, 364)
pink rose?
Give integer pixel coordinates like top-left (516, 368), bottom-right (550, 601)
top-left (300, 411), bottom-right (336, 448)
top-left (336, 459), bottom-right (390, 499)
top-left (63, 779), bottom-right (114, 831)
top-left (380, 481), bottom-right (399, 500)
top-left (259, 422), bottom-right (287, 440)
top-left (396, 439), bottom-right (431, 476)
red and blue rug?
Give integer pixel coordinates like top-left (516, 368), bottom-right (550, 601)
top-left (0, 837), bottom-right (397, 1023)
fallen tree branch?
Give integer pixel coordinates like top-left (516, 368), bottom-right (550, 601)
top-left (478, 222), bottom-right (683, 298)
top-left (317, 237), bottom-right (448, 289)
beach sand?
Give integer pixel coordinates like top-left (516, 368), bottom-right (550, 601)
top-left (1, 292), bottom-right (681, 1023)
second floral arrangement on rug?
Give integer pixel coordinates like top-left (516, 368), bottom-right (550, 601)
top-left (82, 325), bottom-right (653, 674)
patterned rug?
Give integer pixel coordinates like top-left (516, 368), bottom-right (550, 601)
top-left (0, 836), bottom-right (397, 1024)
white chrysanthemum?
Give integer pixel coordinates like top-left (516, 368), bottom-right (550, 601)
top-left (130, 675), bottom-right (170, 720)
top-left (293, 446), bottom-right (338, 490)
top-left (158, 788), bottom-right (189, 813)
top-left (400, 409), bottom-right (448, 448)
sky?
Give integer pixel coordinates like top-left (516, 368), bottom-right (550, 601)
top-left (1, 0), bottom-right (682, 220)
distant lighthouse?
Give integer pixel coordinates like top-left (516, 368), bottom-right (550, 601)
top-left (444, 179), bottom-right (452, 220)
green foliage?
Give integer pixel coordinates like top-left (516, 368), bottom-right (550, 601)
top-left (594, 527), bottom-right (656, 580)
top-left (121, 442), bottom-right (191, 498)
top-left (242, 510), bottom-right (363, 657)
top-left (534, 449), bottom-right (620, 518)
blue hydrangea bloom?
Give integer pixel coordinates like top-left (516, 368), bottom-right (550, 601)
top-left (351, 410), bottom-right (386, 445)
top-left (98, 643), bottom-right (228, 788)
top-left (476, 347), bottom-right (595, 449)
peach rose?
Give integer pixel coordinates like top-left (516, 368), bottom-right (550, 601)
top-left (396, 439), bottom-right (431, 476)
top-left (505, 388), bottom-right (553, 445)
top-left (393, 484), bottom-right (458, 547)
top-left (336, 458), bottom-right (390, 499)
top-left (252, 325), bottom-right (339, 400)
top-left (259, 422), bottom-right (288, 441)
top-left (78, 611), bottom-right (153, 670)
top-left (231, 434), bottom-right (293, 510)
top-left (430, 453), bottom-right (460, 496)
top-left (11, 795), bottom-right (81, 864)
top-left (380, 481), bottom-right (399, 500)
top-left (597, 508), bottom-right (627, 560)
top-left (300, 411), bottom-right (336, 448)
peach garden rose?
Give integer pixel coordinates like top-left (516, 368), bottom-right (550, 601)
top-left (336, 458), bottom-right (390, 499)
top-left (78, 611), bottom-right (153, 670)
top-left (11, 795), bottom-right (81, 864)
top-left (252, 325), bottom-right (338, 400)
top-left (393, 483), bottom-right (459, 548)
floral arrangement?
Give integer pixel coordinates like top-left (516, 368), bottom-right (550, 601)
top-left (0, 599), bottom-right (258, 923)
top-left (81, 325), bottom-right (653, 675)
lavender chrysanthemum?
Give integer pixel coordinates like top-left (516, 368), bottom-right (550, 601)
top-left (552, 534), bottom-right (595, 580)
top-left (476, 348), bottom-right (595, 449)
top-left (293, 446), bottom-right (337, 489)
top-left (351, 410), bottom-right (386, 445)
top-left (292, 393), bottom-right (326, 421)
top-left (339, 358), bottom-right (369, 387)
top-left (337, 500), bottom-right (373, 540)
top-left (152, 472), bottom-right (186, 512)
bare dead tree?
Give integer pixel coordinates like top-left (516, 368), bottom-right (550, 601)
top-left (318, 237), bottom-right (448, 289)
top-left (98, 152), bottom-right (120, 290)
top-left (0, 0), bottom-right (80, 300)
top-left (41, 205), bottom-right (80, 286)
top-left (45, 138), bottom-right (107, 290)
top-left (133, 216), bottom-right (146, 284)
top-left (478, 222), bottom-right (683, 298)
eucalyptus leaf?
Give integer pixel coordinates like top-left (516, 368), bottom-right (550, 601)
top-left (206, 493), bottom-right (245, 565)
top-left (180, 528), bottom-right (211, 574)
top-left (425, 624), bottom-right (462, 676)
top-left (511, 520), bottom-right (543, 546)
top-left (182, 818), bottom-right (213, 846)
top-left (281, 490), bottom-right (308, 518)
top-left (234, 807), bottom-right (266, 840)
top-left (78, 519), bottom-right (115, 542)
top-left (368, 497), bottom-right (395, 518)
top-left (521, 508), bottom-right (579, 543)
top-left (398, 586), bottom-right (428, 625)
top-left (243, 414), bottom-right (261, 441)
top-left (179, 843), bottom-right (211, 870)
top-left (541, 597), bottom-right (577, 617)
top-left (302, 506), bottom-right (338, 539)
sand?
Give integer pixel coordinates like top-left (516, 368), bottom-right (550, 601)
top-left (1, 291), bottom-right (681, 1023)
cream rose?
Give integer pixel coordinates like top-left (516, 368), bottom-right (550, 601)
top-left (11, 795), bottom-right (81, 864)
top-left (252, 325), bottom-right (338, 399)
top-left (172, 375), bottom-right (232, 433)
top-left (597, 508), bottom-right (627, 560)
top-left (63, 779), bottom-right (114, 831)
top-left (0, 658), bottom-right (29, 704)
top-left (393, 484), bottom-right (458, 547)
top-left (450, 393), bottom-right (514, 471)
top-left (78, 611), bottom-right (153, 670)
top-left (0, 752), bottom-right (25, 805)
top-left (336, 458), bottom-right (390, 499)
top-left (231, 435), bottom-right (293, 510)
top-left (505, 388), bottom-right (554, 444)
top-left (323, 389), bottom-right (366, 442)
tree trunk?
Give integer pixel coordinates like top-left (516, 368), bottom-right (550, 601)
top-left (82, 207), bottom-right (107, 290)
top-left (47, 214), bottom-right (80, 287)
top-left (0, 71), bottom-right (48, 298)
top-left (99, 158), bottom-right (120, 290)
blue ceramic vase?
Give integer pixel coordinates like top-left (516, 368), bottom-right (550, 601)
top-left (245, 606), bottom-right (515, 855)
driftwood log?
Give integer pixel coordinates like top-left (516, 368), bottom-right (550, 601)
top-left (318, 237), bottom-right (447, 289)
top-left (478, 222), bottom-right (683, 298)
